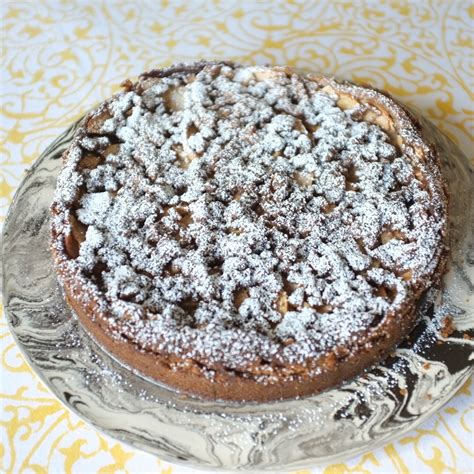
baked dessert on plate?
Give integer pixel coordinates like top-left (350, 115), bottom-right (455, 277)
top-left (50, 61), bottom-right (448, 402)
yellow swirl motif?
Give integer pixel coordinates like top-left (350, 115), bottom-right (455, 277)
top-left (1, 1), bottom-right (472, 472)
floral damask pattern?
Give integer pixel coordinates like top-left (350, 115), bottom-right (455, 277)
top-left (1, 1), bottom-right (472, 472)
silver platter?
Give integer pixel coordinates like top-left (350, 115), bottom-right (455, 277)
top-left (2, 117), bottom-right (473, 470)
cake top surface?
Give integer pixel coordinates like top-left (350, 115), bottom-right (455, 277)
top-left (52, 62), bottom-right (447, 372)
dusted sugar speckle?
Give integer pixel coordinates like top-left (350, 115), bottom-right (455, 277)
top-left (51, 62), bottom-right (447, 379)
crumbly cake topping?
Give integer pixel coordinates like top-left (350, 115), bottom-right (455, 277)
top-left (52, 63), bottom-right (446, 371)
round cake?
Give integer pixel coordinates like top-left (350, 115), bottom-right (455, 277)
top-left (50, 61), bottom-right (448, 401)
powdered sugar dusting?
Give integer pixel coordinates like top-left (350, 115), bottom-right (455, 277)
top-left (52, 63), bottom-right (447, 374)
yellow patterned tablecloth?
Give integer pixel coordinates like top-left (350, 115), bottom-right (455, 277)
top-left (1, 1), bottom-right (473, 472)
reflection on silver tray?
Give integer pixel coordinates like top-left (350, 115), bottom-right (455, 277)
top-left (2, 116), bottom-right (473, 470)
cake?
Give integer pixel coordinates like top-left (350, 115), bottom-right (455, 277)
top-left (50, 61), bottom-right (448, 401)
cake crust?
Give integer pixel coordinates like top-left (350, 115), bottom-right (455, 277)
top-left (50, 62), bottom-right (448, 402)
